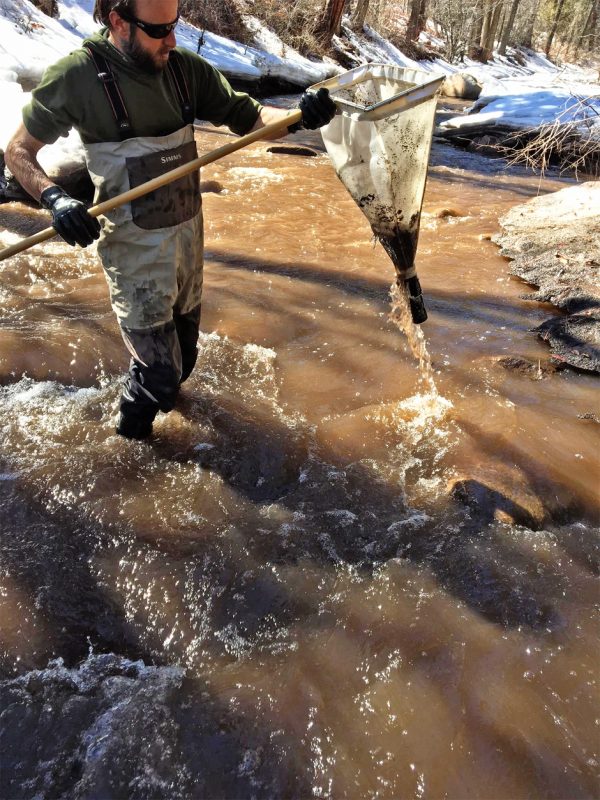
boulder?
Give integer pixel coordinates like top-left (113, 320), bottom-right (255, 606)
top-left (441, 72), bottom-right (483, 100)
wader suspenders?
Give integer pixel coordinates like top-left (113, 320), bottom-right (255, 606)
top-left (84, 46), bottom-right (132, 140)
top-left (166, 53), bottom-right (195, 125)
top-left (84, 46), bottom-right (195, 138)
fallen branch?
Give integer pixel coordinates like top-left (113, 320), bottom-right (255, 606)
top-left (498, 95), bottom-right (600, 178)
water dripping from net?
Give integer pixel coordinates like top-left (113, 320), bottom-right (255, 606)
top-left (389, 282), bottom-right (437, 393)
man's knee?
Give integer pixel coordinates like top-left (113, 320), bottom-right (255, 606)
top-left (120, 321), bottom-right (183, 412)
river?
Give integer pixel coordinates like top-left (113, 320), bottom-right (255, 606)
top-left (0, 121), bottom-right (598, 799)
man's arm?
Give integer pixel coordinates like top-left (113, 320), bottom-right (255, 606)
top-left (249, 106), bottom-right (294, 140)
top-left (250, 89), bottom-right (337, 139)
top-left (5, 123), bottom-right (100, 248)
top-left (5, 123), bottom-right (54, 202)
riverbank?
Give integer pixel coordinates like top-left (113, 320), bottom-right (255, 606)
top-left (494, 181), bottom-right (600, 373)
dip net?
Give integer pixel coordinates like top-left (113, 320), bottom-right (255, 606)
top-left (312, 65), bottom-right (444, 323)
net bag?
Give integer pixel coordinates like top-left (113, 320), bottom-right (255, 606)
top-left (311, 65), bottom-right (444, 323)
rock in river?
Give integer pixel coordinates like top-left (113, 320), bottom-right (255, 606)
top-left (493, 181), bottom-right (600, 373)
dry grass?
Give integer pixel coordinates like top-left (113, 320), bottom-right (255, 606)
top-left (247, 0), bottom-right (328, 57)
top-left (179, 0), bottom-right (253, 44)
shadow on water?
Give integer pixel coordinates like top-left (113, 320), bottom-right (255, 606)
top-left (0, 204), bottom-right (50, 237)
top-left (156, 391), bottom-right (575, 631)
top-left (206, 247), bottom-right (391, 300)
top-left (1, 460), bottom-right (314, 798)
top-left (0, 465), bottom-right (155, 674)
top-left (207, 248), bottom-right (557, 332)
top-left (1, 655), bottom-right (312, 800)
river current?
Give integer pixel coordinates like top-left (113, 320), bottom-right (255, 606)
top-left (0, 122), bottom-right (598, 798)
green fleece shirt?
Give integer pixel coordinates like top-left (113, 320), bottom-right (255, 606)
top-left (23, 30), bottom-right (262, 145)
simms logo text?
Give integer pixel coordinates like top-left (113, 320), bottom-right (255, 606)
top-left (161, 154), bottom-right (183, 164)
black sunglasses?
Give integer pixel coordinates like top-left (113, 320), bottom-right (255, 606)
top-left (117, 9), bottom-right (179, 39)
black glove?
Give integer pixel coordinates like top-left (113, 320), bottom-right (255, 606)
top-left (40, 186), bottom-right (101, 248)
top-left (289, 87), bottom-right (337, 132)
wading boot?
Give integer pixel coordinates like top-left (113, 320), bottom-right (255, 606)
top-left (116, 412), bottom-right (153, 440)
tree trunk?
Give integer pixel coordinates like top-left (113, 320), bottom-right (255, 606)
top-left (479, 0), bottom-right (493, 48)
top-left (561, 8), bottom-right (581, 57)
top-left (480, 0), bottom-right (502, 58)
top-left (318, 0), bottom-right (346, 44)
top-left (350, 0), bottom-right (370, 30)
top-left (406, 0), bottom-right (428, 42)
top-left (498, 0), bottom-right (521, 54)
top-left (575, 0), bottom-right (599, 54)
top-left (31, 0), bottom-right (58, 15)
top-left (487, 1), bottom-right (503, 55)
top-left (469, 0), bottom-right (485, 48)
top-left (522, 0), bottom-right (539, 47)
top-left (545, 0), bottom-right (566, 56)
top-left (496, 7), bottom-right (506, 48)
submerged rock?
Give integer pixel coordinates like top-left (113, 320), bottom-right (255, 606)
top-left (494, 182), bottom-right (600, 373)
top-left (448, 458), bottom-right (577, 529)
top-left (429, 206), bottom-right (467, 219)
top-left (496, 355), bottom-right (565, 378)
top-left (449, 473), bottom-right (546, 528)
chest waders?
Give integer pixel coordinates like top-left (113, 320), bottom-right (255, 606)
top-left (84, 47), bottom-right (204, 438)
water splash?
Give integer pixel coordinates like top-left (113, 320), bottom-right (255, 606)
top-left (389, 282), bottom-right (437, 395)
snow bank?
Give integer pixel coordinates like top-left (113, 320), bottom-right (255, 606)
top-left (0, 0), bottom-right (82, 83)
top-left (438, 47), bottom-right (600, 133)
top-left (440, 88), bottom-right (600, 133)
top-left (336, 17), bottom-right (599, 136)
top-left (0, 0), bottom-right (335, 88)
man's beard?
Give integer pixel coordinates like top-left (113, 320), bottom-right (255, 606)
top-left (124, 29), bottom-right (168, 74)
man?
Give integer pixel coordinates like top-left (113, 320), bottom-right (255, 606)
top-left (5, 0), bottom-right (336, 440)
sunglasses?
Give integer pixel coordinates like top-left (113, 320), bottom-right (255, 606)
top-left (117, 9), bottom-right (179, 39)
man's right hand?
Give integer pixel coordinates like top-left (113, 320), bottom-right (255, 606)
top-left (40, 186), bottom-right (101, 248)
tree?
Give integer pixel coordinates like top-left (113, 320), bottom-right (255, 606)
top-left (498, 0), bottom-right (521, 54)
top-left (479, 0), bottom-right (503, 60)
top-left (575, 0), bottom-right (600, 54)
top-left (406, 0), bottom-right (428, 41)
top-left (479, 0), bottom-right (493, 51)
top-left (545, 0), bottom-right (566, 55)
top-left (317, 0), bottom-right (346, 44)
top-left (433, 0), bottom-right (480, 61)
top-left (519, 0), bottom-right (539, 48)
top-left (469, 0), bottom-right (485, 51)
top-left (350, 0), bottom-right (370, 31)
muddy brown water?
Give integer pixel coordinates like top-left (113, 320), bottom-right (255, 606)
top-left (0, 124), bottom-right (598, 799)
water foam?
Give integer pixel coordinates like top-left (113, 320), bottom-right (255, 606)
top-left (227, 166), bottom-right (285, 184)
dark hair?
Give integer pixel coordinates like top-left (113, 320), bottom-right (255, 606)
top-left (93, 0), bottom-right (136, 27)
